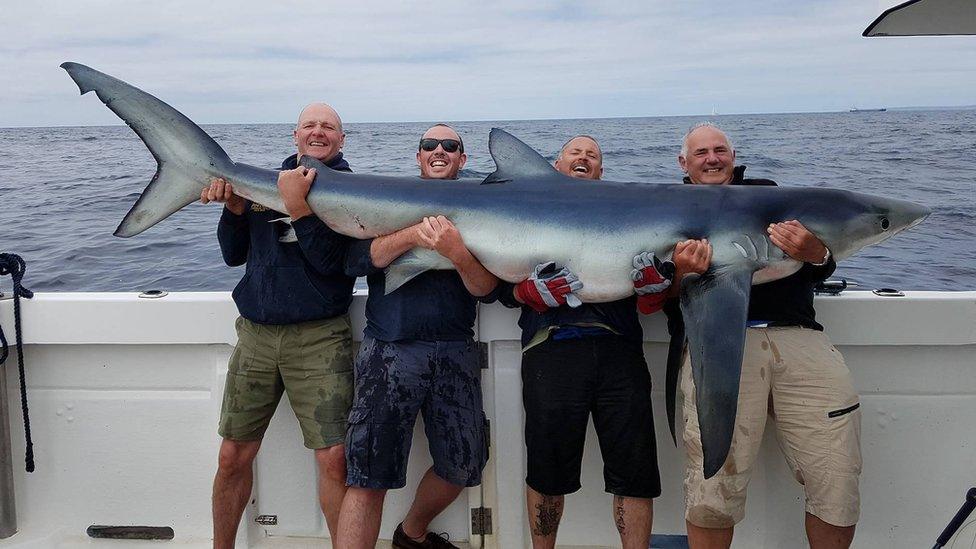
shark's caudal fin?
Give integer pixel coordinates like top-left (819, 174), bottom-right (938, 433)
top-left (680, 268), bottom-right (754, 479)
top-left (61, 62), bottom-right (235, 237)
top-left (482, 128), bottom-right (558, 184)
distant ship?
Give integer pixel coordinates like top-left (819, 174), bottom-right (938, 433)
top-left (849, 107), bottom-right (887, 112)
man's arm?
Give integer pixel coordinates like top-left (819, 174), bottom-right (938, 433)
top-left (203, 178), bottom-right (249, 266)
top-left (277, 167), bottom-right (350, 275)
top-left (417, 216), bottom-right (497, 297)
top-left (343, 224), bottom-right (423, 278)
top-left (369, 225), bottom-right (424, 269)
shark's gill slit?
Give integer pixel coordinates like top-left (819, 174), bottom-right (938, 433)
top-left (731, 241), bottom-right (748, 258)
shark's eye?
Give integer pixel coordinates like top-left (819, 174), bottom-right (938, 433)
top-left (880, 217), bottom-right (890, 231)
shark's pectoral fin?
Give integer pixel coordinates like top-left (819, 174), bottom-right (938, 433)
top-left (384, 248), bottom-right (455, 295)
top-left (270, 217), bottom-right (296, 243)
top-left (679, 267), bottom-right (754, 479)
top-left (482, 128), bottom-right (559, 184)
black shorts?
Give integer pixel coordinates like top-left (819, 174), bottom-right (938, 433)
top-left (522, 334), bottom-right (661, 499)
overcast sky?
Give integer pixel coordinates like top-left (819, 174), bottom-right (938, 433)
top-left (2, 0), bottom-right (974, 127)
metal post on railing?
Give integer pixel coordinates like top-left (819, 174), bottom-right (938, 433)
top-left (0, 353), bottom-right (16, 539)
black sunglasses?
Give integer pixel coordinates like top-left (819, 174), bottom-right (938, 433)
top-left (419, 138), bottom-right (463, 154)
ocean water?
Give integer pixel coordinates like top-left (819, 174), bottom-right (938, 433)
top-left (1, 110), bottom-right (974, 294)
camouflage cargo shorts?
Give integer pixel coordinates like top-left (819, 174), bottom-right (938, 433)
top-left (345, 337), bottom-right (489, 489)
top-left (218, 315), bottom-right (353, 449)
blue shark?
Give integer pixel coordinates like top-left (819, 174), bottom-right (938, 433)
top-left (61, 62), bottom-right (929, 478)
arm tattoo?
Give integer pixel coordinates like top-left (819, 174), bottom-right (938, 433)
top-left (532, 495), bottom-right (563, 537)
top-left (614, 495), bottom-right (626, 535)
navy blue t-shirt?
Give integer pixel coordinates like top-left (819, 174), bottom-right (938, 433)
top-left (344, 238), bottom-right (498, 342)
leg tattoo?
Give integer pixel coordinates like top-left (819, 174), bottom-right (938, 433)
top-left (533, 495), bottom-right (563, 537)
top-left (614, 495), bottom-right (626, 535)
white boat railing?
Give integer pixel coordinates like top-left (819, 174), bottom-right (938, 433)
top-left (1, 291), bottom-right (975, 548)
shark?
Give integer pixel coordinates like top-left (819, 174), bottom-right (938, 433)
top-left (61, 62), bottom-right (930, 478)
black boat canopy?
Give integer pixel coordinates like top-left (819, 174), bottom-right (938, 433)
top-left (864, 0), bottom-right (976, 36)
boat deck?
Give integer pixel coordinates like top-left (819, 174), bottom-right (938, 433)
top-left (2, 291), bottom-right (975, 548)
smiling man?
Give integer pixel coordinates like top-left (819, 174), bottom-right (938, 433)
top-left (669, 122), bottom-right (861, 549)
top-left (554, 135), bottom-right (604, 179)
top-left (336, 124), bottom-right (499, 549)
top-left (201, 102), bottom-right (355, 548)
top-left (491, 135), bottom-right (708, 549)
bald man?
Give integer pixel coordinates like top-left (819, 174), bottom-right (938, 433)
top-left (494, 135), bottom-right (708, 549)
top-left (201, 103), bottom-right (355, 547)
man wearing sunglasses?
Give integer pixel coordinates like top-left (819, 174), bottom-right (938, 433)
top-left (336, 124), bottom-right (499, 549)
top-left (494, 135), bottom-right (709, 549)
top-left (201, 103), bottom-right (355, 548)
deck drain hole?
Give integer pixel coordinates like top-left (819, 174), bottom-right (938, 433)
top-left (87, 525), bottom-right (175, 540)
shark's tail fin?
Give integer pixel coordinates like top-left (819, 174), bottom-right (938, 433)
top-left (61, 62), bottom-right (235, 237)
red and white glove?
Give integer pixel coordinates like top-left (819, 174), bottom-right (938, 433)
top-left (515, 262), bottom-right (584, 313)
top-left (631, 251), bottom-right (675, 315)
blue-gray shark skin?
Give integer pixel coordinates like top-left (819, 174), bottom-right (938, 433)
top-left (61, 62), bottom-right (930, 478)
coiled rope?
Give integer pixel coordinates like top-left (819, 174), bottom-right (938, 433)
top-left (0, 253), bottom-right (35, 473)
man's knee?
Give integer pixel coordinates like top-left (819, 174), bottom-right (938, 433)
top-left (217, 438), bottom-right (261, 476)
top-left (686, 503), bottom-right (738, 530)
top-left (315, 444), bottom-right (347, 483)
top-left (345, 486), bottom-right (388, 507)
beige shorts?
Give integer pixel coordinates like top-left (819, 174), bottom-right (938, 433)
top-left (681, 327), bottom-right (861, 528)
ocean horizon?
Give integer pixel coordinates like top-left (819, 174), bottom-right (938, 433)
top-left (1, 109), bottom-right (974, 294)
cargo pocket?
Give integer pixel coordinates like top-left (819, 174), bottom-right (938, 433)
top-left (824, 402), bottom-right (862, 475)
top-left (345, 406), bottom-right (372, 479)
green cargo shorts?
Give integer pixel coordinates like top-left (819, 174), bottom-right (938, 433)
top-left (218, 315), bottom-right (354, 449)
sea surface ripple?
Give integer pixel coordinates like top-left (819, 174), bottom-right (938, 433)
top-left (1, 110), bottom-right (974, 293)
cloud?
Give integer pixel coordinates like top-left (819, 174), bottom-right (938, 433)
top-left (2, 0), bottom-right (975, 127)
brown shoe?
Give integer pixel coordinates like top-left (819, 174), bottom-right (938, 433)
top-left (392, 523), bottom-right (459, 549)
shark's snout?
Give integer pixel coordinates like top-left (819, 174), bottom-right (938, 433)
top-left (886, 198), bottom-right (931, 234)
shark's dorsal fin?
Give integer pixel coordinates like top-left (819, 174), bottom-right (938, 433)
top-left (482, 128), bottom-right (558, 184)
top-left (679, 266), bottom-right (755, 479)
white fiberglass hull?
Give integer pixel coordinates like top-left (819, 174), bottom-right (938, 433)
top-left (2, 292), bottom-right (975, 548)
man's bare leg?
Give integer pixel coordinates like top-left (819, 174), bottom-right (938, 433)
top-left (526, 487), bottom-right (564, 549)
top-left (213, 439), bottom-right (262, 549)
top-left (686, 521), bottom-right (733, 549)
top-left (613, 495), bottom-right (653, 549)
top-left (315, 445), bottom-right (348, 541)
top-left (400, 467), bottom-right (465, 540)
top-left (806, 513), bottom-right (855, 549)
top-left (336, 486), bottom-right (386, 549)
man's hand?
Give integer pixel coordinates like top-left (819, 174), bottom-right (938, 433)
top-left (631, 252), bottom-right (675, 314)
top-left (768, 220), bottom-right (828, 264)
top-left (664, 239), bottom-right (712, 298)
top-left (514, 262), bottom-right (584, 313)
top-left (201, 178), bottom-right (246, 215)
top-left (277, 167), bottom-right (315, 219)
top-left (416, 215), bottom-right (469, 263)
top-left (673, 239), bottom-right (712, 281)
